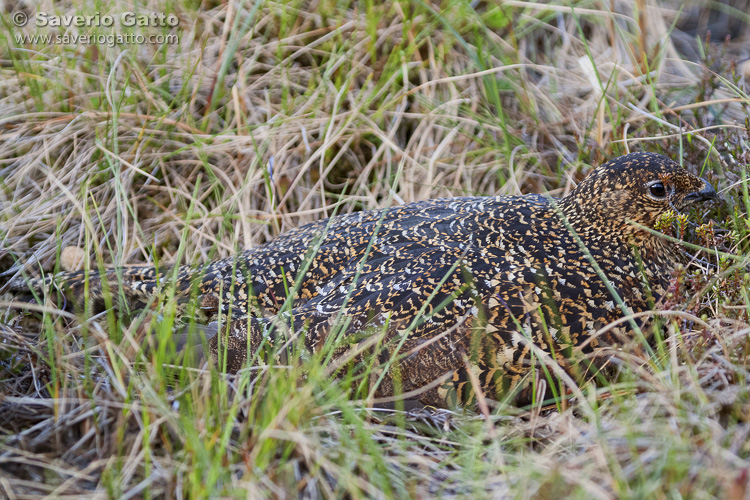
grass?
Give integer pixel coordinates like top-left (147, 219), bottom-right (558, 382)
top-left (1, 0), bottom-right (749, 498)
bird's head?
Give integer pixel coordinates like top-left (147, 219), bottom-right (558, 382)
top-left (561, 152), bottom-right (719, 239)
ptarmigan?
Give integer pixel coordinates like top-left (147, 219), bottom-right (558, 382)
top-left (10, 152), bottom-right (718, 406)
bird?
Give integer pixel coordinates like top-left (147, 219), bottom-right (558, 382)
top-left (8, 152), bottom-right (718, 407)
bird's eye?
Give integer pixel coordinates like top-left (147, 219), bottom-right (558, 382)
top-left (649, 182), bottom-right (667, 198)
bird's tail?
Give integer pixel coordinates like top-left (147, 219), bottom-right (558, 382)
top-left (5, 265), bottom-right (171, 313)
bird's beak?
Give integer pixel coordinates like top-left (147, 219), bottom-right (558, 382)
top-left (684, 179), bottom-right (719, 203)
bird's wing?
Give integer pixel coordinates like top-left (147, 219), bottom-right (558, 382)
top-left (201, 196), bottom-right (551, 314)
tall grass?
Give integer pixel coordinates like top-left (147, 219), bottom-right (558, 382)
top-left (0, 0), bottom-right (749, 498)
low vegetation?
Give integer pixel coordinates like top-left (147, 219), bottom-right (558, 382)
top-left (0, 0), bottom-right (748, 498)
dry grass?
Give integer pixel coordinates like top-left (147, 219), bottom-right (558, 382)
top-left (0, 0), bottom-right (749, 498)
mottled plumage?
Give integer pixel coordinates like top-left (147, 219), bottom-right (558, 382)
top-left (10, 152), bottom-right (718, 406)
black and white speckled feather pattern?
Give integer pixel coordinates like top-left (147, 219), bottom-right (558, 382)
top-left (10, 152), bottom-right (718, 406)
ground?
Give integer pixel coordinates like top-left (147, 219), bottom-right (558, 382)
top-left (0, 1), bottom-right (749, 498)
